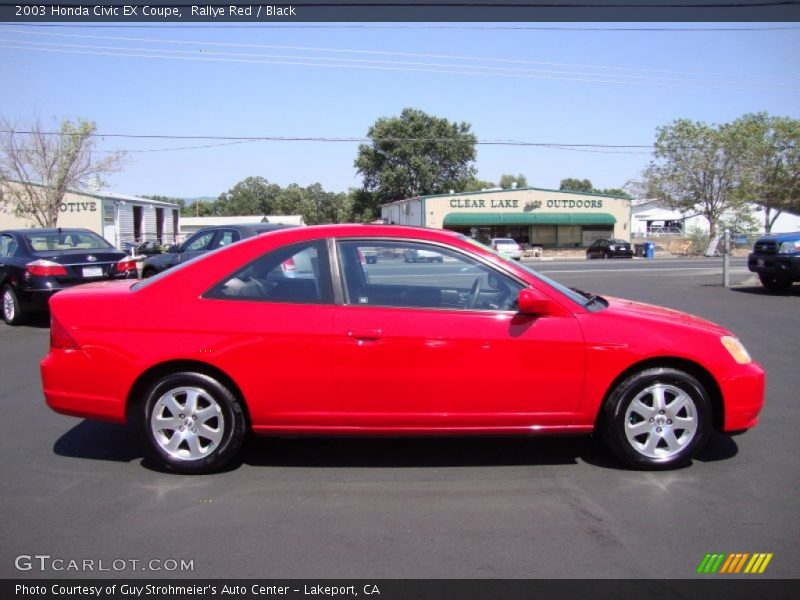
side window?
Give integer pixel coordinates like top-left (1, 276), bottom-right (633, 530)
top-left (215, 230), bottom-right (239, 248)
top-left (184, 231), bottom-right (216, 252)
top-left (0, 235), bottom-right (17, 257)
top-left (336, 240), bottom-right (523, 311)
top-left (206, 241), bottom-right (331, 304)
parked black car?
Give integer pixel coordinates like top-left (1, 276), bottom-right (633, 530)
top-left (141, 223), bottom-right (294, 278)
top-left (0, 228), bottom-right (136, 325)
top-left (586, 238), bottom-right (634, 259)
top-left (747, 231), bottom-right (800, 291)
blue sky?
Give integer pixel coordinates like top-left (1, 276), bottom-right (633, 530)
top-left (1, 23), bottom-right (798, 198)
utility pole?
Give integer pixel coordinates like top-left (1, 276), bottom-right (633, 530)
top-left (722, 229), bottom-right (730, 287)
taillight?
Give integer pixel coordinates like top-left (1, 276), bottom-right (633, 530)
top-left (492, 244), bottom-right (498, 251)
top-left (116, 258), bottom-right (137, 273)
top-left (50, 315), bottom-right (78, 350)
top-left (26, 259), bottom-right (67, 277)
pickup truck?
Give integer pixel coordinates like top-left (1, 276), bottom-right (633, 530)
top-left (747, 231), bottom-right (800, 291)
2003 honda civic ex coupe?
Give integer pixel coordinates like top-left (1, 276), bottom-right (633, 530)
top-left (41, 225), bottom-right (765, 474)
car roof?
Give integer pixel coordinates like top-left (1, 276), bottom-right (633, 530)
top-left (193, 223), bottom-right (296, 235)
top-left (1, 227), bottom-right (95, 235)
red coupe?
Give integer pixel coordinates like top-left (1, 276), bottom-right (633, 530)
top-left (41, 225), bottom-right (764, 473)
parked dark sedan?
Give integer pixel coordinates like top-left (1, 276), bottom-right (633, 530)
top-left (0, 228), bottom-right (136, 325)
top-left (141, 223), bottom-right (294, 278)
top-left (586, 238), bottom-right (634, 259)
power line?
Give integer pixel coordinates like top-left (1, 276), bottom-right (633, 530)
top-left (3, 26), bottom-right (797, 83)
top-left (3, 42), bottom-right (797, 91)
top-left (0, 129), bottom-right (657, 147)
top-left (6, 37), bottom-right (795, 88)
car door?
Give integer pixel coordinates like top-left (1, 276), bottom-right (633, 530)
top-left (177, 229), bottom-right (218, 265)
top-left (332, 239), bottom-right (586, 429)
top-left (202, 239), bottom-right (340, 428)
top-left (0, 233), bottom-right (22, 288)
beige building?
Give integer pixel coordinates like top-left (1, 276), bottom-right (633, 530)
top-left (381, 187), bottom-right (632, 247)
top-left (1, 182), bottom-right (181, 251)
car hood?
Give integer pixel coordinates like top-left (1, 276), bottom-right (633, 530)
top-left (603, 296), bottom-right (730, 336)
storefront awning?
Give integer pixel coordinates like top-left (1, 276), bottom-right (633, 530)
top-left (443, 212), bottom-right (616, 227)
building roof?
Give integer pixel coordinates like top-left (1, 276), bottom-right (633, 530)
top-left (381, 185), bottom-right (631, 207)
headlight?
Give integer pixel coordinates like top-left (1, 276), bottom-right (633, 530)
top-left (778, 240), bottom-right (800, 254)
top-left (721, 336), bottom-right (752, 365)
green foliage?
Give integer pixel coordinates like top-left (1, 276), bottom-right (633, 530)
top-left (558, 178), bottom-right (630, 198)
top-left (499, 173), bottom-right (528, 190)
top-left (559, 178), bottom-right (593, 193)
top-left (732, 112), bottom-right (800, 233)
top-left (462, 177), bottom-right (497, 192)
top-left (0, 116), bottom-right (125, 227)
top-left (181, 178), bottom-right (355, 224)
top-left (354, 108), bottom-right (478, 210)
top-left (644, 118), bottom-right (751, 238)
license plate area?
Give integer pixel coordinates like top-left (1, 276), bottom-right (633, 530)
top-left (82, 266), bottom-right (104, 278)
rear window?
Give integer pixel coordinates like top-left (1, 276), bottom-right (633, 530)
top-left (24, 230), bottom-right (113, 252)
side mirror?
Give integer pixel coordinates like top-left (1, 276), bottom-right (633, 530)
top-left (167, 244), bottom-right (180, 253)
top-left (517, 288), bottom-right (558, 316)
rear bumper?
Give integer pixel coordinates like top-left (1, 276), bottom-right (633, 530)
top-left (41, 349), bottom-right (129, 423)
top-left (719, 361), bottom-right (766, 431)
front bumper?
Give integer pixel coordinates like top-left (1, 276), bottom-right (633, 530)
top-left (719, 361), bottom-right (766, 431)
top-left (747, 253), bottom-right (800, 281)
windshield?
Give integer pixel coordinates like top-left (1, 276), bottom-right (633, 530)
top-left (24, 230), bottom-right (113, 252)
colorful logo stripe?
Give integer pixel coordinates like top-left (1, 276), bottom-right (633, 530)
top-left (697, 553), bottom-right (773, 574)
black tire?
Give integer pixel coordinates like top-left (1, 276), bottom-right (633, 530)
top-left (140, 372), bottom-right (246, 474)
top-left (758, 274), bottom-right (792, 292)
top-left (142, 267), bottom-right (158, 279)
top-left (1, 284), bottom-right (24, 326)
top-left (602, 368), bottom-right (712, 470)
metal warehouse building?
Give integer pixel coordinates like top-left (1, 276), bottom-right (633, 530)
top-left (381, 187), bottom-right (632, 247)
top-left (0, 182), bottom-right (181, 251)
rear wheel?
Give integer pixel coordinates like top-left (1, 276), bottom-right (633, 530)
top-left (140, 372), bottom-right (246, 474)
top-left (602, 368), bottom-right (711, 469)
top-left (758, 273), bottom-right (792, 292)
top-left (142, 267), bottom-right (158, 278)
top-left (2, 285), bottom-right (24, 326)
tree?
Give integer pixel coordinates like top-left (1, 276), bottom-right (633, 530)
top-left (734, 113), bottom-right (800, 233)
top-left (216, 176), bottom-right (280, 216)
top-left (644, 119), bottom-right (750, 239)
top-left (0, 116), bottom-right (124, 227)
top-left (499, 173), bottom-right (528, 190)
top-left (354, 108), bottom-right (478, 217)
top-left (559, 178), bottom-right (593, 193)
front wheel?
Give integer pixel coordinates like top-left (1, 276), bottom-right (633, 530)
top-left (602, 368), bottom-right (711, 469)
top-left (140, 372), bottom-right (246, 474)
top-left (2, 285), bottom-right (24, 326)
top-left (758, 273), bottom-right (792, 292)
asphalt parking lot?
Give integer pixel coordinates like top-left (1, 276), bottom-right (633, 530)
top-left (1, 257), bottom-right (798, 580)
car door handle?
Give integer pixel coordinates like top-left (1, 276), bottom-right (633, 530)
top-left (347, 328), bottom-right (383, 342)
